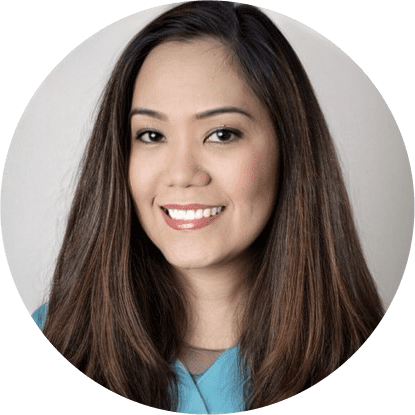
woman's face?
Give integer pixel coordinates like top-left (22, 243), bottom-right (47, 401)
top-left (129, 38), bottom-right (279, 273)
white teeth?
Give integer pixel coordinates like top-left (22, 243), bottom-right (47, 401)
top-left (166, 206), bottom-right (224, 220)
top-left (185, 210), bottom-right (195, 220)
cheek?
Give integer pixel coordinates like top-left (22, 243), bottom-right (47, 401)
top-left (232, 148), bottom-right (278, 209)
top-left (128, 155), bottom-right (155, 209)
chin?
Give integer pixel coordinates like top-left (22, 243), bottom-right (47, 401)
top-left (164, 253), bottom-right (214, 271)
top-left (159, 245), bottom-right (224, 272)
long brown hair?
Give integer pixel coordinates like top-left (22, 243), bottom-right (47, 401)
top-left (43, 1), bottom-right (384, 410)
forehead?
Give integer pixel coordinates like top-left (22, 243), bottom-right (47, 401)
top-left (131, 38), bottom-right (262, 114)
top-left (142, 38), bottom-right (232, 73)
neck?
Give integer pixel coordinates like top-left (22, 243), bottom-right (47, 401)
top-left (172, 256), bottom-right (252, 350)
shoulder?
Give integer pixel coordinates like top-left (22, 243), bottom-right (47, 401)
top-left (32, 303), bottom-right (49, 331)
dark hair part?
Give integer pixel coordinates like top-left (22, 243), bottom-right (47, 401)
top-left (43, 1), bottom-right (384, 410)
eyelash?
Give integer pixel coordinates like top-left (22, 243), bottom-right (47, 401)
top-left (206, 128), bottom-right (242, 144)
top-left (135, 130), bottom-right (165, 144)
top-left (135, 128), bottom-right (243, 145)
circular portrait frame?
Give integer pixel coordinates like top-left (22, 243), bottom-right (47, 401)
top-left (1, 1), bottom-right (414, 414)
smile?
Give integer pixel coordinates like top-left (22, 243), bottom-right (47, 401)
top-left (160, 205), bottom-right (225, 230)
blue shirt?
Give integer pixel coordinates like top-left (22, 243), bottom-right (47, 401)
top-left (32, 304), bottom-right (247, 414)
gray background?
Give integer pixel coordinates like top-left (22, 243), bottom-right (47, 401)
top-left (1, 3), bottom-right (413, 315)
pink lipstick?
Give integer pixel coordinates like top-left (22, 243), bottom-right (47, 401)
top-left (160, 204), bottom-right (225, 231)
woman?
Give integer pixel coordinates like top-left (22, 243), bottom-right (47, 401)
top-left (32, 1), bottom-right (384, 412)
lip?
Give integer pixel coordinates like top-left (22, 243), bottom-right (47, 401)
top-left (160, 204), bottom-right (225, 231)
top-left (162, 204), bottom-right (221, 210)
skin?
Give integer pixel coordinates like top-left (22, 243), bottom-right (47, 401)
top-left (129, 38), bottom-right (279, 349)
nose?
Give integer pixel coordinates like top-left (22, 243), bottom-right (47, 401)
top-left (164, 139), bottom-right (211, 188)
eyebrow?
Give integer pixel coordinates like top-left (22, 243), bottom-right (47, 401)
top-left (195, 106), bottom-right (253, 120)
top-left (129, 108), bottom-right (167, 121)
top-left (129, 106), bottom-right (254, 121)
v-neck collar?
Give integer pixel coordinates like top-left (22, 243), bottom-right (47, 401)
top-left (189, 344), bottom-right (238, 382)
top-left (174, 345), bottom-right (247, 414)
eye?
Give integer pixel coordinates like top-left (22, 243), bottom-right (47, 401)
top-left (205, 128), bottom-right (242, 144)
top-left (136, 130), bottom-right (165, 144)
